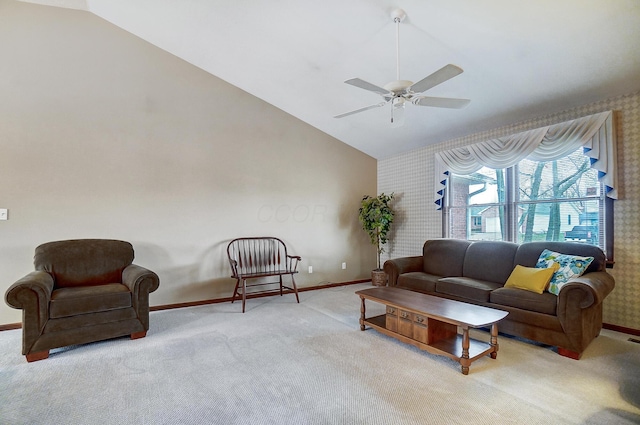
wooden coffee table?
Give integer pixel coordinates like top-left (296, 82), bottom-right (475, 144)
top-left (356, 286), bottom-right (509, 375)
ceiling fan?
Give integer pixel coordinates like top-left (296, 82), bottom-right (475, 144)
top-left (334, 8), bottom-right (470, 125)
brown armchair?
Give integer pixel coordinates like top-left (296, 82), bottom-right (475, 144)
top-left (5, 239), bottom-right (160, 362)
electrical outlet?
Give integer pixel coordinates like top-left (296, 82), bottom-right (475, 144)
top-left (308, 266), bottom-right (313, 274)
top-left (341, 262), bottom-right (347, 270)
top-left (0, 209), bottom-right (7, 220)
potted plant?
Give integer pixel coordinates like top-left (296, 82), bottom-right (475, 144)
top-left (358, 192), bottom-right (395, 286)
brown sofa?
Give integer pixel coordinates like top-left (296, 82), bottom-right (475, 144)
top-left (5, 239), bottom-right (159, 362)
top-left (383, 239), bottom-right (615, 359)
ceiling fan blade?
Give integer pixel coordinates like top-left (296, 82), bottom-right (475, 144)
top-left (344, 78), bottom-right (392, 96)
top-left (409, 64), bottom-right (464, 94)
top-left (334, 102), bottom-right (388, 118)
top-left (412, 96), bottom-right (471, 109)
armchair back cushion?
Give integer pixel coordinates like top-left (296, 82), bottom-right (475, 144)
top-left (35, 239), bottom-right (134, 288)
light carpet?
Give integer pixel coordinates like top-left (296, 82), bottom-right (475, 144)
top-left (1, 283), bottom-right (639, 425)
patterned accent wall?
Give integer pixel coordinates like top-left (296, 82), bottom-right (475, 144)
top-left (378, 91), bottom-right (640, 330)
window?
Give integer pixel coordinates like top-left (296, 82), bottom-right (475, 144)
top-left (435, 111), bottom-right (617, 262)
top-left (445, 147), bottom-right (612, 258)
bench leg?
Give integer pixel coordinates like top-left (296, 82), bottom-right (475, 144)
top-left (291, 275), bottom-right (300, 304)
top-left (241, 278), bottom-right (247, 313)
top-left (231, 278), bottom-right (240, 304)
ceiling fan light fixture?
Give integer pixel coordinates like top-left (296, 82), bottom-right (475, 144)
top-left (393, 97), bottom-right (406, 108)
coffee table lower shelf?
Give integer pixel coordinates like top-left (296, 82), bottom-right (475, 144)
top-left (356, 287), bottom-right (508, 375)
top-left (364, 314), bottom-right (495, 367)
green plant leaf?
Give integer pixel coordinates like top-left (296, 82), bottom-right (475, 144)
top-left (358, 192), bottom-right (395, 269)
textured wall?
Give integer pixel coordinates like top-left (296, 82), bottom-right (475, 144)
top-left (379, 91), bottom-right (640, 330)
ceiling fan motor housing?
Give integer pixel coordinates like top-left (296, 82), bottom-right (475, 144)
top-left (383, 80), bottom-right (413, 95)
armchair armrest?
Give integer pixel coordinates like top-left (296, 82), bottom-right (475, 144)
top-left (383, 256), bottom-right (423, 286)
top-left (5, 271), bottom-right (54, 311)
top-left (122, 264), bottom-right (159, 330)
top-left (5, 271), bottom-right (54, 355)
top-left (122, 264), bottom-right (159, 295)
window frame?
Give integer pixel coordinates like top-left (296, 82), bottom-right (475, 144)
top-left (443, 159), bottom-right (614, 265)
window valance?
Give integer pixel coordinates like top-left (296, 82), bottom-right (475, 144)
top-left (434, 111), bottom-right (617, 210)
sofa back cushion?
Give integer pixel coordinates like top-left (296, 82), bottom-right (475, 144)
top-left (423, 239), bottom-right (472, 277)
top-left (513, 241), bottom-right (606, 272)
top-left (35, 239), bottom-right (134, 288)
top-left (462, 240), bottom-right (519, 284)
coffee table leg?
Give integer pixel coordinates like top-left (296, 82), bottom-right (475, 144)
top-left (490, 323), bottom-right (499, 359)
top-left (359, 296), bottom-right (366, 331)
top-left (461, 328), bottom-right (470, 375)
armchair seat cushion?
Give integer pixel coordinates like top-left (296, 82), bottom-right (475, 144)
top-left (490, 287), bottom-right (557, 315)
top-left (50, 283), bottom-right (132, 319)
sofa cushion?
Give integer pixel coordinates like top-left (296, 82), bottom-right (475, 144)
top-left (490, 287), bottom-right (557, 315)
top-left (535, 249), bottom-right (594, 295)
top-left (422, 239), bottom-right (471, 276)
top-left (504, 264), bottom-right (558, 294)
top-left (397, 272), bottom-right (439, 293)
top-left (50, 283), bottom-right (132, 319)
top-left (461, 241), bottom-right (519, 284)
top-left (436, 277), bottom-right (503, 302)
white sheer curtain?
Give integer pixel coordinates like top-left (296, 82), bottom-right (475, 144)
top-left (434, 111), bottom-right (617, 209)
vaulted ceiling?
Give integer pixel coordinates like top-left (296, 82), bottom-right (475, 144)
top-left (19, 0), bottom-right (640, 159)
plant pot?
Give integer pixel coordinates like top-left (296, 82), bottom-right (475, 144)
top-left (371, 269), bottom-right (387, 287)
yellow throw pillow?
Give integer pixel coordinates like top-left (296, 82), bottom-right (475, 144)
top-left (504, 264), bottom-right (558, 294)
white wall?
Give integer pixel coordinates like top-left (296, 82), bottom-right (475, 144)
top-left (0, 1), bottom-right (377, 324)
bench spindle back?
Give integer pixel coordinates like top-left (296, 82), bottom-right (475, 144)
top-left (228, 237), bottom-right (294, 278)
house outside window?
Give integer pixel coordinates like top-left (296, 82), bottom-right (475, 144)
top-left (445, 146), bottom-right (610, 255)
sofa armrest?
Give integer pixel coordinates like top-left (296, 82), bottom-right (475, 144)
top-left (558, 271), bottom-right (615, 310)
top-left (5, 271), bottom-right (54, 354)
top-left (383, 256), bottom-right (423, 286)
top-left (556, 271), bottom-right (615, 343)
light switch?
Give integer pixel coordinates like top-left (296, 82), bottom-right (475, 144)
top-left (0, 209), bottom-right (7, 220)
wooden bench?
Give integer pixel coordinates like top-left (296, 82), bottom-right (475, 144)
top-left (227, 237), bottom-right (301, 312)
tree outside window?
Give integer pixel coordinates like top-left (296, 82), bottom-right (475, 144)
top-left (446, 147), bottom-right (608, 254)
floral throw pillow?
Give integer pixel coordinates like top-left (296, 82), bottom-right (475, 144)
top-left (535, 249), bottom-right (594, 295)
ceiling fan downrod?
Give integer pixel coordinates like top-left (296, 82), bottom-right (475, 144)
top-left (392, 8), bottom-right (406, 81)
top-left (391, 9), bottom-right (407, 125)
